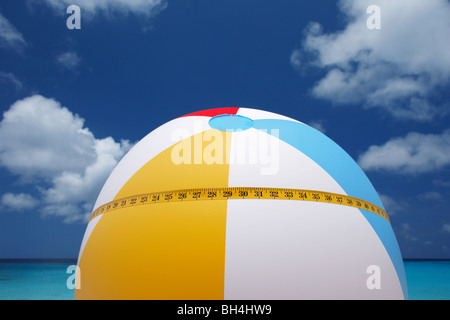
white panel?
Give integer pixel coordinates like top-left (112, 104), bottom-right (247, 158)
top-left (237, 107), bottom-right (303, 123)
top-left (93, 116), bottom-right (211, 210)
top-left (225, 129), bottom-right (403, 299)
top-left (77, 214), bottom-right (102, 264)
top-left (223, 200), bottom-right (404, 299)
top-left (227, 128), bottom-right (345, 193)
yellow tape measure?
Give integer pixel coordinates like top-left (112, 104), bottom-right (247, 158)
top-left (90, 187), bottom-right (390, 223)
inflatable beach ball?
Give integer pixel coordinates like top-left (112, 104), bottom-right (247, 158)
top-left (75, 107), bottom-right (407, 300)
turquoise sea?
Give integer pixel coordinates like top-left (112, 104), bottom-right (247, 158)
top-left (0, 259), bottom-right (449, 300)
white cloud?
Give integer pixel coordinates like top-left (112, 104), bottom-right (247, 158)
top-left (398, 223), bottom-right (434, 246)
top-left (40, 0), bottom-right (167, 18)
top-left (379, 194), bottom-right (403, 215)
top-left (443, 224), bottom-right (450, 233)
top-left (1, 193), bottom-right (38, 211)
top-left (41, 136), bottom-right (131, 223)
top-left (0, 95), bottom-right (131, 223)
top-left (433, 179), bottom-right (450, 188)
top-left (307, 120), bottom-right (326, 134)
top-left (358, 130), bottom-right (450, 174)
top-left (399, 223), bottom-right (418, 242)
top-left (289, 50), bottom-right (303, 69)
top-left (0, 11), bottom-right (26, 51)
top-left (419, 191), bottom-right (443, 202)
top-left (292, 0), bottom-right (450, 121)
top-left (0, 71), bottom-right (23, 92)
top-left (56, 51), bottom-right (81, 70)
top-left (0, 95), bottom-right (97, 180)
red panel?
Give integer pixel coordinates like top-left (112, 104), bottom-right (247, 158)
top-left (179, 107), bottom-right (239, 118)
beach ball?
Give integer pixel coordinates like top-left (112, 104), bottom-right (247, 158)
top-left (75, 107), bottom-right (407, 300)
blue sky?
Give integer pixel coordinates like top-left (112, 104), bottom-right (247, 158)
top-left (0, 0), bottom-right (449, 259)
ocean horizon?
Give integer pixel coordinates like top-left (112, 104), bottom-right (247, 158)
top-left (0, 259), bottom-right (449, 300)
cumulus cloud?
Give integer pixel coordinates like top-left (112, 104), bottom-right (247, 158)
top-left (379, 194), bottom-right (404, 215)
top-left (0, 95), bottom-right (131, 223)
top-left (443, 224), bottom-right (450, 233)
top-left (56, 51), bottom-right (81, 71)
top-left (419, 191), bottom-right (443, 202)
top-left (39, 0), bottom-right (167, 19)
top-left (0, 11), bottom-right (26, 51)
top-left (291, 0), bottom-right (450, 121)
top-left (399, 223), bottom-right (419, 242)
top-left (42, 136), bottom-right (130, 223)
top-left (1, 193), bottom-right (38, 211)
top-left (307, 120), bottom-right (327, 134)
top-left (0, 95), bottom-right (97, 180)
top-left (0, 71), bottom-right (23, 92)
top-left (358, 130), bottom-right (450, 174)
top-left (433, 179), bottom-right (450, 188)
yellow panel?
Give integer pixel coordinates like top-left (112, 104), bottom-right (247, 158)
top-left (76, 130), bottom-right (231, 299)
top-left (115, 129), bottom-right (232, 198)
top-left (75, 201), bottom-right (227, 299)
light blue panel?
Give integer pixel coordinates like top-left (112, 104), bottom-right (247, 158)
top-left (359, 209), bottom-right (408, 299)
top-left (209, 114), bottom-right (254, 132)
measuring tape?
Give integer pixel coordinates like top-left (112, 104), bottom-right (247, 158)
top-left (90, 187), bottom-right (390, 223)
